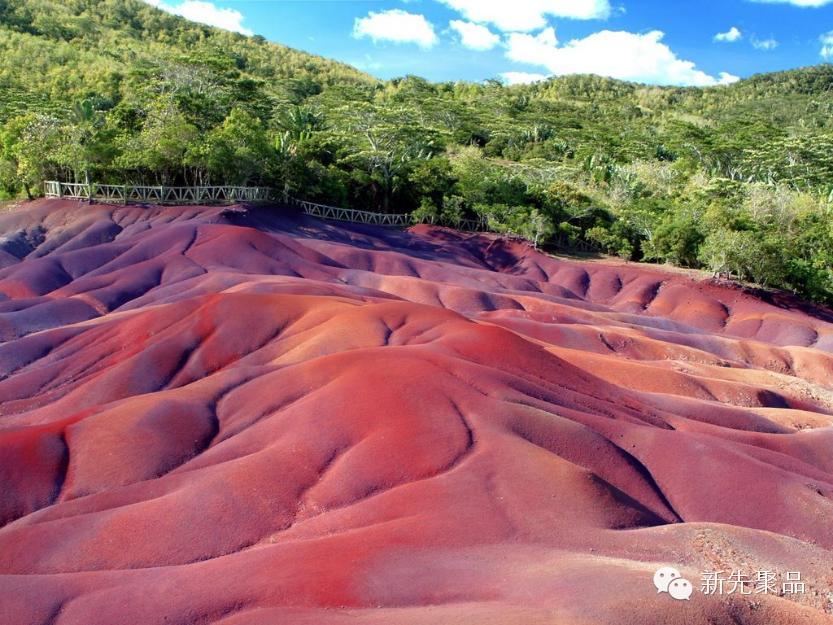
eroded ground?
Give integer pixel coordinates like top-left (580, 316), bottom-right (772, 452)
top-left (1, 200), bottom-right (832, 625)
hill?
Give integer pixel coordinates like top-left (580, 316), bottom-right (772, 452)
top-left (0, 0), bottom-right (374, 119)
top-left (1, 199), bottom-right (832, 624)
top-left (0, 0), bottom-right (831, 304)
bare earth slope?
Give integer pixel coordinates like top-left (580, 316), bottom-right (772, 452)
top-left (1, 200), bottom-right (832, 625)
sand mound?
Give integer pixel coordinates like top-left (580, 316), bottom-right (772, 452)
top-left (1, 200), bottom-right (832, 625)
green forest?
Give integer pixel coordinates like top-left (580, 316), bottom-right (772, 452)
top-left (1, 0), bottom-right (833, 303)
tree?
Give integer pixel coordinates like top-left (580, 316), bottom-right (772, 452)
top-left (193, 108), bottom-right (272, 185)
top-left (334, 104), bottom-right (439, 211)
top-left (0, 113), bottom-right (65, 198)
top-left (647, 213), bottom-right (705, 266)
top-left (116, 98), bottom-right (198, 184)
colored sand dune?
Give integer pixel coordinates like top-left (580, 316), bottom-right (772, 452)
top-left (1, 200), bottom-right (832, 625)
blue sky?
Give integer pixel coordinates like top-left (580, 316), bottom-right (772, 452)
top-left (146, 0), bottom-right (833, 85)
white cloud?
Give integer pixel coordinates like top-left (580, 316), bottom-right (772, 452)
top-left (351, 55), bottom-right (384, 72)
top-left (144, 0), bottom-right (252, 35)
top-left (821, 31), bottom-right (833, 58)
top-left (436, 0), bottom-right (611, 32)
top-left (504, 28), bottom-right (739, 86)
top-left (717, 71), bottom-right (742, 85)
top-left (714, 27), bottom-right (743, 42)
top-left (501, 71), bottom-right (549, 85)
top-left (353, 9), bottom-right (438, 48)
top-left (449, 20), bottom-right (501, 50)
top-left (751, 36), bottom-right (779, 49)
top-left (749, 0), bottom-right (833, 6)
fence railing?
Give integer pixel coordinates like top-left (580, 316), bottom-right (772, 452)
top-left (289, 197), bottom-right (490, 232)
top-left (417, 213), bottom-right (490, 233)
top-left (291, 198), bottom-right (412, 227)
top-left (42, 181), bottom-right (498, 235)
top-left (43, 181), bottom-right (272, 205)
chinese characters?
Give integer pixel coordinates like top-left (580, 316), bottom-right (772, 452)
top-left (701, 570), bottom-right (804, 596)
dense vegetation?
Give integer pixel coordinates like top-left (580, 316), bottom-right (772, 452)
top-left (1, 0), bottom-right (832, 303)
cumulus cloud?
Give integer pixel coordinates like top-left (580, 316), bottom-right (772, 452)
top-left (144, 0), bottom-right (252, 35)
top-left (504, 28), bottom-right (740, 86)
top-left (717, 72), bottom-right (742, 84)
top-left (748, 0), bottom-right (833, 6)
top-left (501, 71), bottom-right (550, 85)
top-left (821, 31), bottom-right (833, 58)
top-left (436, 0), bottom-right (611, 32)
top-left (714, 27), bottom-right (743, 42)
top-left (353, 9), bottom-right (438, 48)
top-left (751, 36), bottom-right (779, 49)
top-left (449, 20), bottom-right (501, 50)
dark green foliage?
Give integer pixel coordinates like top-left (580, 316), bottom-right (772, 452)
top-left (0, 0), bottom-right (832, 303)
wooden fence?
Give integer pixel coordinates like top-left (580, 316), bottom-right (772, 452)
top-left (43, 181), bottom-right (272, 205)
top-left (290, 198), bottom-right (412, 227)
top-left (416, 213), bottom-right (490, 232)
top-left (42, 181), bottom-right (496, 234)
top-left (289, 198), bottom-right (489, 231)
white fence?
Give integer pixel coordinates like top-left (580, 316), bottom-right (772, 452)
top-left (290, 198), bottom-right (488, 231)
top-left (42, 181), bottom-right (491, 233)
top-left (291, 198), bottom-right (412, 227)
top-left (43, 181), bottom-right (272, 205)
top-left (416, 213), bottom-right (489, 232)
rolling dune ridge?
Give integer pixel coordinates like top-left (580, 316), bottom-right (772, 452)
top-left (1, 200), bottom-right (832, 625)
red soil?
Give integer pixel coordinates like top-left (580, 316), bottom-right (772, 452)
top-left (1, 199), bottom-right (832, 625)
